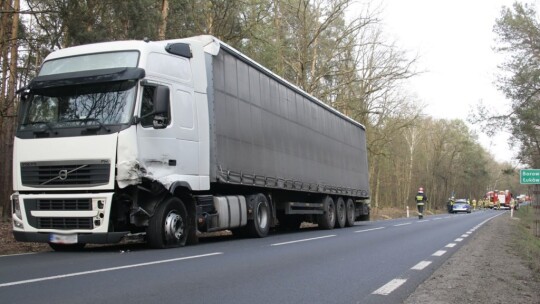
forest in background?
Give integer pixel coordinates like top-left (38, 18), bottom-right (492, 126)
top-left (0, 0), bottom-right (534, 219)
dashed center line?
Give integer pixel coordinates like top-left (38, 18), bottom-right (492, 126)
top-left (0, 252), bottom-right (223, 288)
top-left (0, 252), bottom-right (37, 258)
top-left (271, 235), bottom-right (336, 246)
top-left (394, 222), bottom-right (412, 227)
top-left (372, 278), bottom-right (407, 295)
top-left (354, 227), bottom-right (386, 233)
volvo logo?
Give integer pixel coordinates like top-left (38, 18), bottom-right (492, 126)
top-left (58, 170), bottom-right (68, 180)
top-left (40, 164), bottom-right (89, 185)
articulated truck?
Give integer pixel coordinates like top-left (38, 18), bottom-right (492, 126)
top-left (11, 35), bottom-right (370, 250)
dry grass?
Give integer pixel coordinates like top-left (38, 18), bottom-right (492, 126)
top-left (515, 206), bottom-right (540, 278)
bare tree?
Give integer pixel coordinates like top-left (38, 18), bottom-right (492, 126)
top-left (0, 0), bottom-right (19, 219)
top-left (158, 0), bottom-right (169, 40)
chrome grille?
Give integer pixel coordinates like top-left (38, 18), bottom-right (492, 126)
top-left (21, 160), bottom-right (110, 187)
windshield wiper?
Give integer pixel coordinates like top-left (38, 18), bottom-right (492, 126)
top-left (61, 118), bottom-right (111, 132)
top-left (22, 121), bottom-right (56, 134)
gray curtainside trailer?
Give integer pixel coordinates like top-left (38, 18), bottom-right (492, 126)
top-left (210, 43), bottom-right (369, 198)
top-left (11, 35), bottom-right (370, 250)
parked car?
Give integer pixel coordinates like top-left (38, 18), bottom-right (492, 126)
top-left (451, 199), bottom-right (472, 214)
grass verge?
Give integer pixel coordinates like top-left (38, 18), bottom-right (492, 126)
top-left (514, 206), bottom-right (540, 278)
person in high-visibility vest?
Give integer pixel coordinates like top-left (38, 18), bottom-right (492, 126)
top-left (415, 187), bottom-right (428, 219)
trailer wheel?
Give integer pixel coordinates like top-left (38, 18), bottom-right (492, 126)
top-left (317, 196), bottom-right (336, 229)
top-left (48, 243), bottom-right (86, 252)
top-left (335, 197), bottom-right (346, 228)
top-left (345, 198), bottom-right (355, 227)
top-left (246, 194), bottom-right (270, 238)
top-left (147, 196), bottom-right (188, 248)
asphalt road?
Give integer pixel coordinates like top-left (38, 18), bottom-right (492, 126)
top-left (0, 210), bottom-right (505, 304)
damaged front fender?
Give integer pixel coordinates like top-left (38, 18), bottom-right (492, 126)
top-left (116, 160), bottom-right (147, 188)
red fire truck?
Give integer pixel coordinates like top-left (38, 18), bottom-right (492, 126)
top-left (486, 190), bottom-right (512, 209)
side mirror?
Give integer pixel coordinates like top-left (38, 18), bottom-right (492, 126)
top-left (153, 85), bottom-right (169, 115)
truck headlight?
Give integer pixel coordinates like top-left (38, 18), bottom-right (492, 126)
top-left (11, 194), bottom-right (21, 219)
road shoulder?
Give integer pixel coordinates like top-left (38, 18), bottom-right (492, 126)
top-left (405, 213), bottom-right (540, 304)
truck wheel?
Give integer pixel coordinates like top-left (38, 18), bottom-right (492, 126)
top-left (335, 197), bottom-right (346, 228)
top-left (246, 194), bottom-right (270, 238)
top-left (147, 196), bottom-right (188, 248)
top-left (317, 196), bottom-right (336, 230)
top-left (48, 243), bottom-right (86, 252)
top-left (345, 198), bottom-right (355, 227)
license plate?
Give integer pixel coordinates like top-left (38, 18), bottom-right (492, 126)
top-left (49, 233), bottom-right (78, 244)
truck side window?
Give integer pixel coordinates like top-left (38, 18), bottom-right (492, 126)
top-left (140, 85), bottom-right (170, 128)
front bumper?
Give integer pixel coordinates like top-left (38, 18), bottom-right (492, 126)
top-left (13, 231), bottom-right (129, 244)
top-left (12, 192), bottom-right (120, 243)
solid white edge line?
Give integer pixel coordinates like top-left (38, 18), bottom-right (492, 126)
top-left (0, 252), bottom-right (223, 288)
top-left (271, 235), bottom-right (336, 246)
top-left (411, 261), bottom-right (432, 270)
top-left (432, 250), bottom-right (446, 256)
top-left (354, 227), bottom-right (386, 233)
top-left (445, 243), bottom-right (456, 248)
top-left (372, 278), bottom-right (407, 295)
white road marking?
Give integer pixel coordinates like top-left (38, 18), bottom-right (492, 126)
top-left (393, 222), bottom-right (411, 227)
top-left (411, 261), bottom-right (432, 270)
top-left (432, 250), bottom-right (446, 256)
top-left (0, 252), bottom-right (223, 288)
top-left (461, 234), bottom-right (469, 238)
top-left (0, 252), bottom-right (38, 258)
top-left (455, 238), bottom-right (464, 242)
top-left (433, 217), bottom-right (443, 220)
top-left (354, 227), bottom-right (386, 233)
top-left (271, 235), bottom-right (336, 246)
top-left (372, 278), bottom-right (407, 295)
top-left (417, 220), bottom-right (429, 223)
top-left (445, 243), bottom-right (457, 248)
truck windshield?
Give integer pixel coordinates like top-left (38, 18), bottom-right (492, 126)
top-left (19, 80), bottom-right (137, 131)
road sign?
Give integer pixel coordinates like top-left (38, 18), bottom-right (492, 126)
top-left (520, 169), bottom-right (540, 184)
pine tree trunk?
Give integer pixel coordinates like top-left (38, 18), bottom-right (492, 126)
top-left (0, 0), bottom-right (11, 219)
top-left (158, 0), bottom-right (169, 40)
top-left (1, 0), bottom-right (19, 219)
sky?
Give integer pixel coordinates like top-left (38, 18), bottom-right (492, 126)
top-left (378, 0), bottom-right (527, 163)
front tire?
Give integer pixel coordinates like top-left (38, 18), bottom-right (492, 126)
top-left (147, 197), bottom-right (189, 249)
